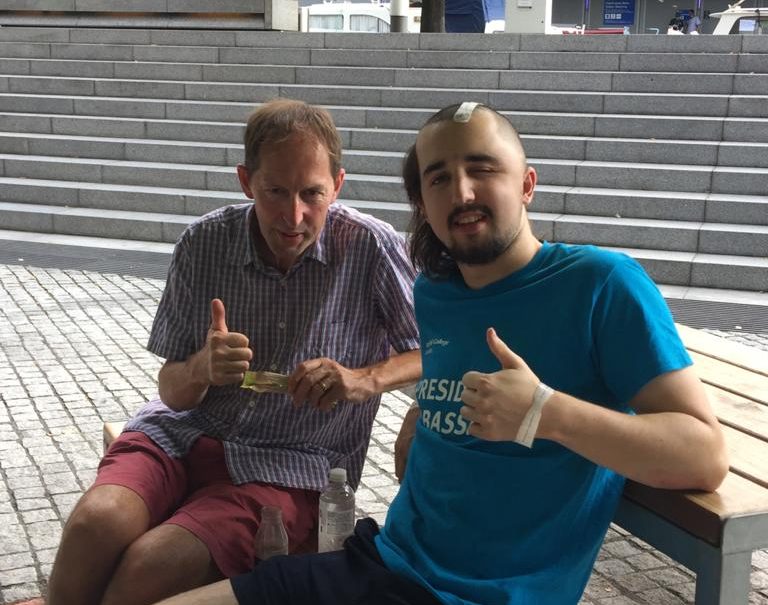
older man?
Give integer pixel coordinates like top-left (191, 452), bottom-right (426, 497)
top-left (47, 99), bottom-right (421, 605)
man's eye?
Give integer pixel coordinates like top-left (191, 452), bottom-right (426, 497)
top-left (304, 190), bottom-right (325, 202)
top-left (429, 175), bottom-right (447, 186)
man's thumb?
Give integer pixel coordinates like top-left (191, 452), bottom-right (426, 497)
top-left (210, 298), bottom-right (228, 334)
top-left (486, 327), bottom-right (524, 369)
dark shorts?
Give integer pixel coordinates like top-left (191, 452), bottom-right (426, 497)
top-left (94, 431), bottom-right (319, 577)
top-left (231, 518), bottom-right (441, 605)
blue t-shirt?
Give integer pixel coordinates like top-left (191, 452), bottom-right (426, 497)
top-left (376, 242), bottom-right (691, 605)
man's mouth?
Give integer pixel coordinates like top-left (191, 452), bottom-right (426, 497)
top-left (279, 231), bottom-right (304, 242)
top-left (447, 204), bottom-right (493, 231)
top-left (453, 213), bottom-right (486, 226)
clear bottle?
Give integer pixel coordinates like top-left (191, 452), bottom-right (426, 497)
top-left (318, 467), bottom-right (356, 553)
top-left (254, 505), bottom-right (289, 561)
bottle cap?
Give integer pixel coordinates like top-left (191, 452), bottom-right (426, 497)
top-left (329, 467), bottom-right (347, 483)
top-left (261, 505), bottom-right (282, 518)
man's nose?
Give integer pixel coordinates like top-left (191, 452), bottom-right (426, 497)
top-left (283, 196), bottom-right (303, 227)
top-left (451, 173), bottom-right (475, 206)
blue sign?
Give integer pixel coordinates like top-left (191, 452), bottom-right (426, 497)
top-left (603, 0), bottom-right (634, 25)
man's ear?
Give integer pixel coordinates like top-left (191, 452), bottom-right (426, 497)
top-left (522, 166), bottom-right (537, 207)
top-left (236, 164), bottom-right (254, 199)
top-left (332, 168), bottom-right (346, 201)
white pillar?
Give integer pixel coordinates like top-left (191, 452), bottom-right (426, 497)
top-left (391, 0), bottom-right (409, 32)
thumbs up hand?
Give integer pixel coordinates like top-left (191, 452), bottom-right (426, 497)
top-left (204, 298), bottom-right (252, 386)
top-left (460, 328), bottom-right (541, 442)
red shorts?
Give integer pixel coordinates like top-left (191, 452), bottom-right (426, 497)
top-left (93, 431), bottom-right (319, 577)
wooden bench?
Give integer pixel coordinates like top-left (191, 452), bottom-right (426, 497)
top-left (103, 324), bottom-right (768, 604)
top-left (614, 324), bottom-right (768, 604)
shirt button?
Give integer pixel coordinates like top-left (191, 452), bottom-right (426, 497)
top-left (248, 401), bottom-right (256, 409)
top-left (278, 321), bottom-right (286, 329)
top-left (270, 364), bottom-right (277, 371)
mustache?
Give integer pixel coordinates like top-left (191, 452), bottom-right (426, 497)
top-left (447, 204), bottom-right (494, 227)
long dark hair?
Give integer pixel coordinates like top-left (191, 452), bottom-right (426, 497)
top-left (404, 143), bottom-right (457, 280)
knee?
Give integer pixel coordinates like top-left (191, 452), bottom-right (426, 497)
top-left (65, 486), bottom-right (149, 545)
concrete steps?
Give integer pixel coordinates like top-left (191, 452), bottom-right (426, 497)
top-left (0, 28), bottom-right (765, 292)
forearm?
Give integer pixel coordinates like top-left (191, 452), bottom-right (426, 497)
top-left (157, 353), bottom-right (211, 411)
top-left (539, 393), bottom-right (727, 491)
top-left (358, 349), bottom-right (422, 396)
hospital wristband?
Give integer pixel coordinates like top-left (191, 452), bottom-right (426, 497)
top-left (515, 382), bottom-right (554, 448)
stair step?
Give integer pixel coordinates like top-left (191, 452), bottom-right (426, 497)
top-left (0, 27), bottom-right (761, 55)
top-left (3, 176), bottom-right (764, 228)
top-left (1, 79), bottom-right (766, 118)
top-left (3, 99), bottom-right (767, 143)
top-left (4, 128), bottom-right (767, 169)
top-left (3, 58), bottom-right (768, 95)
top-left (2, 152), bottom-right (766, 197)
top-left (2, 196), bottom-right (766, 258)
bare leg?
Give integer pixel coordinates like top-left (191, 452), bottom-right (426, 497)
top-left (152, 580), bottom-right (239, 605)
top-left (48, 485), bottom-right (151, 605)
top-left (101, 523), bottom-right (223, 605)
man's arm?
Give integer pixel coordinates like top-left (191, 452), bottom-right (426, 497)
top-left (158, 299), bottom-right (252, 411)
top-left (288, 349), bottom-right (421, 411)
top-left (394, 403), bottom-right (420, 482)
top-left (539, 367), bottom-right (727, 490)
top-left (461, 328), bottom-right (728, 492)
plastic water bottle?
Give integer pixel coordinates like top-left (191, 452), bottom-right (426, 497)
top-left (254, 505), bottom-right (289, 561)
top-left (318, 467), bottom-right (356, 553)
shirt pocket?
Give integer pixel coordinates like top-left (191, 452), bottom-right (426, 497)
top-left (304, 317), bottom-right (350, 365)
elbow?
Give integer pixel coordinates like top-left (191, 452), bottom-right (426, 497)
top-left (698, 447), bottom-right (729, 492)
top-left (697, 423), bottom-right (730, 492)
top-left (680, 437), bottom-right (729, 493)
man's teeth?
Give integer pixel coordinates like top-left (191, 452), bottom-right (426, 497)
top-left (456, 215), bottom-right (483, 225)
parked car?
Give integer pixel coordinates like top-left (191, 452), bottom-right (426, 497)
top-left (299, 1), bottom-right (421, 32)
top-left (710, 0), bottom-right (766, 34)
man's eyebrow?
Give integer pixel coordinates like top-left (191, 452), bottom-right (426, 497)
top-left (422, 160), bottom-right (445, 178)
top-left (465, 153), bottom-right (499, 164)
top-left (422, 153), bottom-right (500, 178)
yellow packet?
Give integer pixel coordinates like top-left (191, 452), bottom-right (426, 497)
top-left (241, 370), bottom-right (289, 394)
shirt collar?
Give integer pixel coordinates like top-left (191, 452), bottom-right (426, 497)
top-left (228, 204), bottom-right (334, 270)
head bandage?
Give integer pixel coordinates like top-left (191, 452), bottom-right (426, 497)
top-left (452, 102), bottom-right (480, 123)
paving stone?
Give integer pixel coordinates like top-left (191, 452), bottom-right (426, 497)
top-left (636, 587), bottom-right (686, 604)
top-left (615, 572), bottom-right (660, 593)
top-left (1, 582), bottom-right (42, 603)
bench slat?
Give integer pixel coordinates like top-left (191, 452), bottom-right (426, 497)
top-left (706, 384), bottom-right (768, 442)
top-left (722, 424), bottom-right (768, 489)
top-left (691, 351), bottom-right (768, 407)
top-left (678, 323), bottom-right (768, 377)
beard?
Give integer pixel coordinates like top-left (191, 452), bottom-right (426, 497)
top-left (445, 203), bottom-right (519, 266)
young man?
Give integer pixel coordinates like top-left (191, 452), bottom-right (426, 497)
top-left (155, 102), bottom-right (727, 605)
top-left (47, 99), bottom-right (421, 605)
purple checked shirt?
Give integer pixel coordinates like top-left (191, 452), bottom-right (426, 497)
top-left (125, 203), bottom-right (419, 491)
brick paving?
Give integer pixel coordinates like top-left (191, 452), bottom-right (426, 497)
top-left (1, 262), bottom-right (767, 604)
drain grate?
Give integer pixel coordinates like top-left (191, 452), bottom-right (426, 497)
top-left (0, 241), bottom-right (171, 280)
top-left (666, 298), bottom-right (768, 335)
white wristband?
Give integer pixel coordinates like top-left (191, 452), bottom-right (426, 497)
top-left (515, 382), bottom-right (554, 448)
